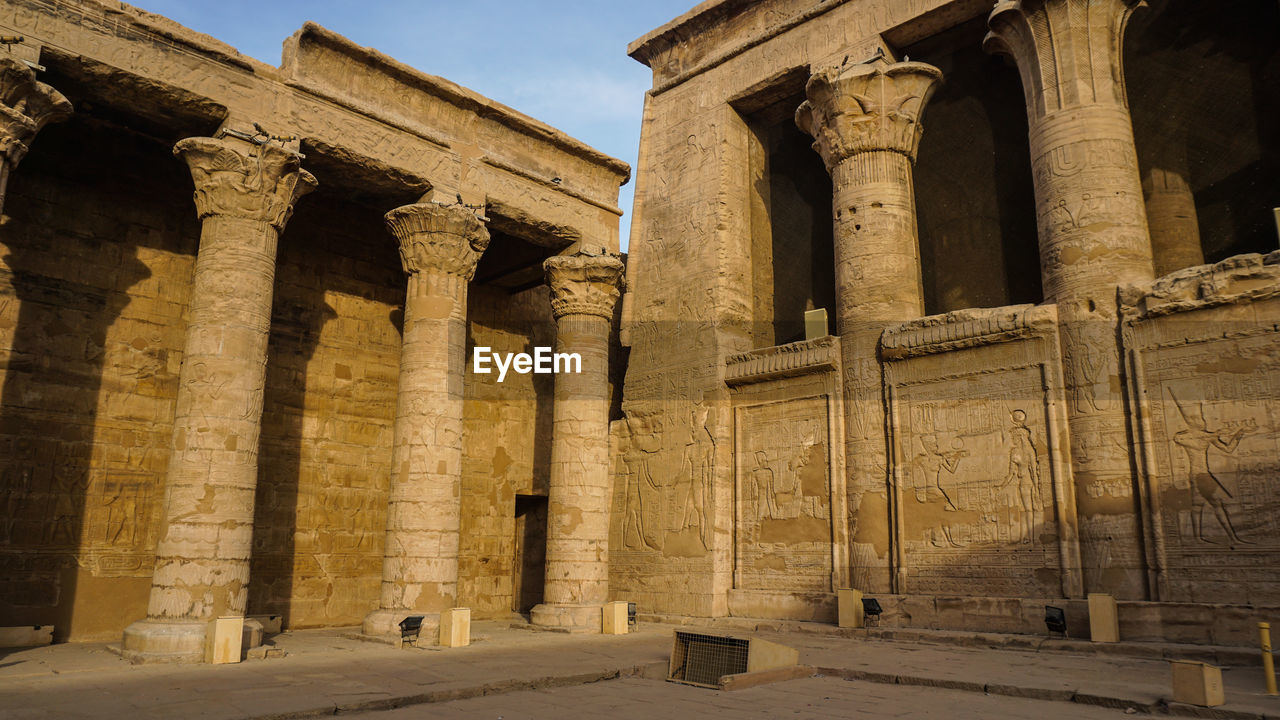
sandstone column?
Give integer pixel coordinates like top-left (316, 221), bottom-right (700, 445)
top-left (0, 57), bottom-right (71, 215)
top-left (530, 253), bottom-right (624, 631)
top-left (363, 202), bottom-right (489, 641)
top-left (122, 136), bottom-right (315, 662)
top-left (796, 55), bottom-right (941, 593)
top-left (1143, 164), bottom-right (1204, 276)
top-left (986, 0), bottom-right (1156, 598)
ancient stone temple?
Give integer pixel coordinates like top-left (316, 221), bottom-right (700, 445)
top-left (0, 1), bottom-right (627, 660)
top-left (615, 0), bottom-right (1280, 640)
top-left (2, 0), bottom-right (1279, 663)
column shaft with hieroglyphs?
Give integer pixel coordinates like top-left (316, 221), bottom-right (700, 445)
top-left (986, 0), bottom-right (1156, 598)
top-left (0, 57), bottom-right (71, 215)
top-left (530, 253), bottom-right (623, 631)
top-left (363, 202), bottom-right (489, 641)
top-left (796, 55), bottom-right (941, 593)
top-left (122, 136), bottom-right (316, 663)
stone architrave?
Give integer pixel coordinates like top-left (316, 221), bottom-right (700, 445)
top-left (530, 253), bottom-right (624, 632)
top-left (363, 202), bottom-right (489, 641)
top-left (796, 55), bottom-right (942, 593)
top-left (0, 57), bottom-right (71, 214)
top-left (122, 136), bottom-right (316, 663)
top-left (986, 0), bottom-right (1157, 598)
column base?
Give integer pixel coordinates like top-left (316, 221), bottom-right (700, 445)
top-left (530, 603), bottom-right (603, 633)
top-left (362, 608), bottom-right (440, 644)
top-left (120, 618), bottom-right (206, 664)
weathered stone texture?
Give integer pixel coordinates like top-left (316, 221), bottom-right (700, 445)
top-left (531, 253), bottom-right (623, 631)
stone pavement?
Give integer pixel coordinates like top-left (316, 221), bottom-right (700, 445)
top-left (0, 620), bottom-right (1277, 720)
top-left (347, 676), bottom-right (1160, 719)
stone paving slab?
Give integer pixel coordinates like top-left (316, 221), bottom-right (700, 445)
top-left (1, 621), bottom-right (1278, 719)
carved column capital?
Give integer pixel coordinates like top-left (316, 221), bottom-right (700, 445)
top-left (544, 253), bottom-right (624, 320)
top-left (173, 136), bottom-right (317, 232)
top-left (984, 0), bottom-right (1146, 118)
top-left (795, 56), bottom-right (942, 169)
top-left (385, 202), bottom-right (490, 280)
top-left (0, 57), bottom-right (72, 167)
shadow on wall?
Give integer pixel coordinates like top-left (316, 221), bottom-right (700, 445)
top-left (0, 115), bottom-right (198, 642)
top-left (1126, 0), bottom-right (1280, 262)
top-left (248, 190), bottom-right (403, 630)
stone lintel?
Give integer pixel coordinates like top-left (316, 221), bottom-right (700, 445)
top-left (725, 336), bottom-right (841, 386)
top-left (1119, 251), bottom-right (1280, 321)
top-left (880, 304), bottom-right (1059, 360)
top-left (796, 56), bottom-right (942, 170)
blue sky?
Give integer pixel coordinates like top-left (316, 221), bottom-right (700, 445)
top-left (133, 1), bottom-right (695, 250)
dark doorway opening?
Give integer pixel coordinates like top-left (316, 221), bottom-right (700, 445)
top-left (512, 494), bottom-right (547, 614)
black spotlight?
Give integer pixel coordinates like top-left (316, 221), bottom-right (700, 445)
top-left (862, 597), bottom-right (883, 627)
top-left (399, 615), bottom-right (425, 642)
top-left (627, 602), bottom-right (637, 629)
top-left (1044, 606), bottom-right (1067, 636)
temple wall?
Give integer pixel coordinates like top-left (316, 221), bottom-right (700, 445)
top-left (0, 118), bottom-right (196, 641)
top-left (458, 285), bottom-right (555, 619)
top-left (1122, 254), bottom-right (1280, 605)
top-left (614, 0), bottom-right (991, 618)
top-left (248, 197), bottom-right (403, 630)
top-left (618, 0), bottom-right (1280, 633)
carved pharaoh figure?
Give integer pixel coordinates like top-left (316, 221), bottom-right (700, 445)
top-left (1169, 390), bottom-right (1256, 547)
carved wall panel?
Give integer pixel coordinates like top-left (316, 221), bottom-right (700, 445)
top-left (734, 395), bottom-right (833, 592)
top-left (883, 305), bottom-right (1082, 599)
top-left (1122, 254), bottom-right (1280, 604)
top-left (249, 195), bottom-right (401, 629)
top-left (725, 337), bottom-right (846, 609)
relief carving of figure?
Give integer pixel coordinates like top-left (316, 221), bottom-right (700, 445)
top-left (750, 450), bottom-right (776, 521)
top-left (915, 435), bottom-right (968, 549)
top-left (916, 434), bottom-right (967, 512)
top-left (1063, 326), bottom-right (1109, 414)
top-left (678, 402), bottom-right (713, 550)
top-left (1048, 199), bottom-right (1077, 234)
top-left (622, 412), bottom-right (663, 551)
top-left (1169, 390), bottom-right (1256, 547)
top-left (1002, 409), bottom-right (1044, 544)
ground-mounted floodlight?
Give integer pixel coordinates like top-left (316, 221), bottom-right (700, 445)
top-left (627, 602), bottom-right (637, 630)
top-left (862, 598), bottom-right (883, 627)
top-left (399, 615), bottom-right (424, 643)
top-left (1045, 606), bottom-right (1067, 636)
